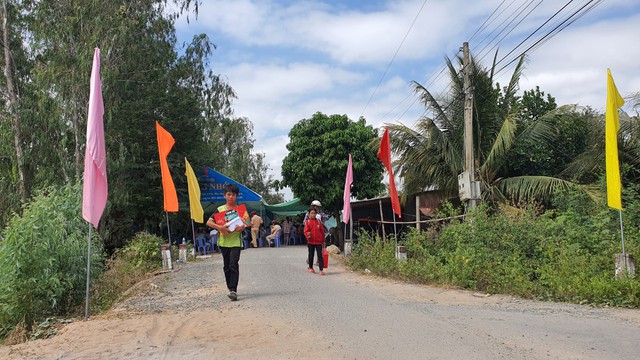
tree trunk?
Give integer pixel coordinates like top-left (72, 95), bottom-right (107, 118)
top-left (2, 0), bottom-right (27, 201)
top-left (73, 95), bottom-right (82, 180)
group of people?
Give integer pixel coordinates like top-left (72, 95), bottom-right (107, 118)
top-left (206, 183), bottom-right (329, 301)
top-left (247, 212), bottom-right (295, 248)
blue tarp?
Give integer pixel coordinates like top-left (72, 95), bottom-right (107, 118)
top-left (197, 167), bottom-right (262, 203)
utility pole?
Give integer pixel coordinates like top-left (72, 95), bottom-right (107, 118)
top-left (462, 42), bottom-right (477, 209)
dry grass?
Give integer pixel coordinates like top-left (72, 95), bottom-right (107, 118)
top-left (2, 320), bottom-right (28, 346)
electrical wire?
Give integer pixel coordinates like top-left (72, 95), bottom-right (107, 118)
top-left (495, 0), bottom-right (603, 76)
top-left (360, 0), bottom-right (430, 118)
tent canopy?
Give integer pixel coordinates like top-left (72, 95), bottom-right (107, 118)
top-left (195, 167), bottom-right (264, 217)
top-left (180, 167), bottom-right (309, 223)
top-left (264, 198), bottom-right (309, 216)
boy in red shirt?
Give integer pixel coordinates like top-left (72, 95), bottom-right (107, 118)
top-left (304, 208), bottom-right (326, 275)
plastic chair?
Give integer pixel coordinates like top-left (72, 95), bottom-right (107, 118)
top-left (273, 229), bottom-right (283, 248)
top-left (211, 234), bottom-right (218, 252)
top-left (288, 227), bottom-right (297, 245)
top-left (197, 236), bottom-right (207, 255)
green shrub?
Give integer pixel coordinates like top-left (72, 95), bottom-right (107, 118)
top-left (0, 184), bottom-right (105, 337)
top-left (348, 202), bottom-right (640, 307)
top-left (89, 232), bottom-right (163, 313)
top-left (122, 232), bottom-right (163, 272)
top-left (347, 231), bottom-right (398, 276)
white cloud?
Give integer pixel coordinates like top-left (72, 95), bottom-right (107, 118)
top-left (517, 14), bottom-right (640, 111)
top-left (173, 0), bottom-right (640, 200)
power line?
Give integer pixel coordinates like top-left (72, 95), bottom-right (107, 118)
top-left (376, 0), bottom-right (603, 130)
top-left (494, 0), bottom-right (576, 68)
top-left (360, 0), bottom-right (430, 118)
top-left (495, 0), bottom-right (603, 76)
top-left (478, 0), bottom-right (545, 64)
top-left (469, 0), bottom-right (508, 42)
top-left (475, 0), bottom-right (541, 63)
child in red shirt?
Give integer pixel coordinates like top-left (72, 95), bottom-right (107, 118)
top-left (304, 208), bottom-right (326, 275)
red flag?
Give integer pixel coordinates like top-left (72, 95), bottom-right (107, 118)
top-left (377, 127), bottom-right (401, 218)
top-left (342, 154), bottom-right (353, 223)
top-left (156, 121), bottom-right (178, 212)
top-left (82, 48), bottom-right (108, 228)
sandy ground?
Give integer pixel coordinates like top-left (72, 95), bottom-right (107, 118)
top-left (0, 309), bottom-right (335, 360)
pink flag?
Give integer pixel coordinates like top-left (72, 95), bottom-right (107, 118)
top-left (82, 48), bottom-right (108, 228)
top-left (342, 154), bottom-right (353, 224)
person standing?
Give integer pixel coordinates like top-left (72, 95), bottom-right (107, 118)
top-left (303, 200), bottom-right (329, 224)
top-left (282, 217), bottom-right (293, 245)
top-left (249, 211), bottom-right (263, 248)
top-left (304, 208), bottom-right (326, 275)
top-left (206, 183), bottom-right (249, 301)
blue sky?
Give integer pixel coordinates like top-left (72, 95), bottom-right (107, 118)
top-left (175, 0), bottom-right (640, 200)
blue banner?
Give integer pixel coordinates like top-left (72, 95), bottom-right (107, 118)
top-left (196, 167), bottom-right (262, 202)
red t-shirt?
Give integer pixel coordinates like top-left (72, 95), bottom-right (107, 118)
top-left (304, 218), bottom-right (325, 245)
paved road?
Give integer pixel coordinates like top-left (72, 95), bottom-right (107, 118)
top-left (180, 246), bottom-right (639, 359)
top-left (6, 245), bottom-right (637, 360)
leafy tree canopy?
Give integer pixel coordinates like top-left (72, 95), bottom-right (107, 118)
top-left (280, 112), bottom-right (384, 216)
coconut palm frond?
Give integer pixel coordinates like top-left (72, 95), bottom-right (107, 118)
top-left (516, 105), bottom-right (573, 145)
top-left (496, 176), bottom-right (578, 203)
top-left (446, 56), bottom-right (465, 94)
top-left (579, 183), bottom-right (604, 203)
top-left (502, 55), bottom-right (526, 105)
top-left (412, 81), bottom-right (450, 128)
top-left (488, 50), bottom-right (498, 83)
top-left (560, 148), bottom-right (603, 179)
top-left (480, 116), bottom-right (516, 181)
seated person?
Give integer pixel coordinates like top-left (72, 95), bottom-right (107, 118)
top-left (209, 228), bottom-right (219, 252)
top-left (265, 220), bottom-right (282, 247)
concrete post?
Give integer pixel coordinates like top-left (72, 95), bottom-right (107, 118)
top-left (179, 243), bottom-right (187, 262)
top-left (161, 244), bottom-right (173, 271)
top-left (615, 253), bottom-right (635, 278)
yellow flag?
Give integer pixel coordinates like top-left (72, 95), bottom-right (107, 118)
top-left (605, 69), bottom-right (625, 210)
top-left (185, 158), bottom-right (204, 223)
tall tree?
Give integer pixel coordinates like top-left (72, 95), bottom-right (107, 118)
top-left (281, 112), bottom-right (384, 218)
top-left (1, 0), bottom-right (26, 201)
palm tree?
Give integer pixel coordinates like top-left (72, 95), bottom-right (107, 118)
top-left (561, 95), bottom-right (640, 186)
top-left (388, 53), bottom-right (578, 205)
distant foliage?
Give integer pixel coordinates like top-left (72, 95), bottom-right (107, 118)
top-left (0, 184), bottom-right (104, 337)
top-left (122, 232), bottom-right (164, 272)
top-left (348, 201), bottom-right (640, 307)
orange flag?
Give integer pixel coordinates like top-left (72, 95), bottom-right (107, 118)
top-left (156, 121), bottom-right (178, 212)
top-left (377, 127), bottom-right (401, 218)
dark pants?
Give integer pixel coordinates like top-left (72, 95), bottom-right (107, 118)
top-left (220, 247), bottom-right (241, 292)
top-left (307, 244), bottom-right (324, 271)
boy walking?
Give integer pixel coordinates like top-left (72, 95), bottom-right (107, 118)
top-left (206, 183), bottom-right (249, 301)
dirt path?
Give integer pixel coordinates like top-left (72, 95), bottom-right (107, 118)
top-left (1, 247), bottom-right (639, 359)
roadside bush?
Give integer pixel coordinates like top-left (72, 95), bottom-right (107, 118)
top-left (348, 231), bottom-right (398, 276)
top-left (121, 232), bottom-right (164, 272)
top-left (347, 202), bottom-right (640, 307)
top-left (0, 184), bottom-right (105, 338)
top-left (89, 232), bottom-right (163, 313)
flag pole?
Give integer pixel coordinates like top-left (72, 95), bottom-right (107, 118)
top-left (84, 223), bottom-right (92, 321)
top-left (618, 209), bottom-right (628, 271)
top-left (165, 211), bottom-right (171, 245)
top-left (392, 212), bottom-right (398, 257)
top-left (378, 199), bottom-right (386, 241)
top-left (191, 219), bottom-right (196, 248)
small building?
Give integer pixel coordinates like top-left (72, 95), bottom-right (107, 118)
top-left (344, 190), bottom-right (457, 242)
